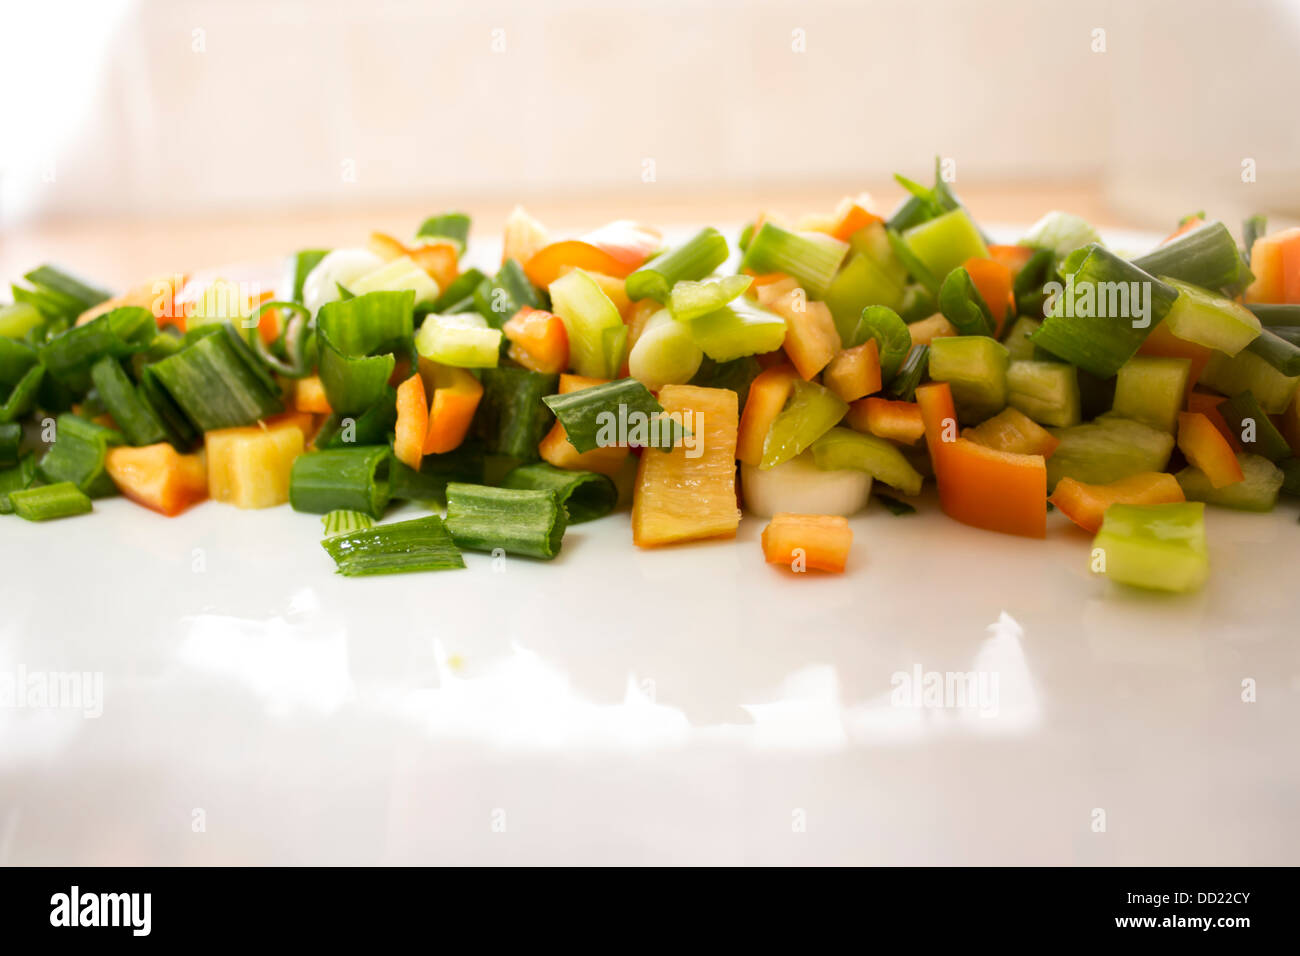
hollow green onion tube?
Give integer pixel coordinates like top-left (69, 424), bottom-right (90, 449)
top-left (852, 306), bottom-right (911, 382)
top-left (887, 344), bottom-right (930, 402)
top-left (389, 440), bottom-right (485, 502)
top-left (542, 377), bottom-right (683, 452)
top-left (321, 514), bottom-right (465, 576)
top-left (472, 258), bottom-right (540, 329)
top-left (1244, 328), bottom-right (1300, 377)
top-left (147, 324), bottom-right (284, 430)
top-left (1216, 393), bottom-right (1292, 461)
top-left (430, 268), bottom-right (488, 314)
top-left (0, 453), bottom-right (38, 514)
top-left (321, 510), bottom-right (375, 538)
top-left (137, 370), bottom-right (201, 451)
top-left (1131, 221), bottom-right (1253, 298)
top-left (1247, 304), bottom-right (1300, 328)
top-left (444, 482), bottom-right (567, 559)
top-left (939, 267), bottom-right (995, 337)
top-left (23, 265), bottom-right (112, 314)
top-left (289, 446), bottom-right (392, 518)
top-left (38, 305), bottom-right (157, 393)
top-left (1029, 244), bottom-right (1178, 378)
top-left (0, 422), bottom-right (21, 468)
top-left (316, 290), bottom-right (415, 415)
top-left (89, 357), bottom-right (167, 446)
top-left (417, 212), bottom-right (471, 250)
top-left (625, 228), bottom-right (729, 303)
top-left (314, 388), bottom-right (398, 449)
top-left (9, 481), bottom-right (93, 521)
top-left (38, 414), bottom-right (123, 497)
top-left (291, 249), bottom-right (329, 303)
top-left (475, 367), bottom-right (558, 459)
top-left (740, 223), bottom-right (848, 300)
top-left (1242, 215), bottom-right (1267, 262)
top-left (501, 461), bottom-right (617, 523)
top-left (0, 365), bottom-right (44, 424)
top-left (245, 300), bottom-right (314, 378)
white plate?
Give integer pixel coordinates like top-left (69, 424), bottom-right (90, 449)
top-left (1, 229), bottom-right (1297, 865)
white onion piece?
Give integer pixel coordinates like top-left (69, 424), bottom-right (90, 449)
top-left (302, 248), bottom-right (385, 316)
top-left (741, 453), bottom-right (872, 518)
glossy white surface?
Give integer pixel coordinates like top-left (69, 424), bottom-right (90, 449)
top-left (2, 230), bottom-right (1298, 865)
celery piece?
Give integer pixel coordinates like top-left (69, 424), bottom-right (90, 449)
top-left (740, 224), bottom-right (848, 299)
top-left (902, 208), bottom-right (989, 284)
top-left (1092, 502), bottom-right (1208, 593)
top-left (414, 313), bottom-right (502, 368)
top-left (887, 230), bottom-right (939, 294)
top-left (686, 298), bottom-right (786, 362)
top-left (759, 379), bottom-right (849, 470)
top-left (668, 275), bottom-right (752, 323)
top-left (350, 257), bottom-right (439, 305)
top-left (628, 311), bottom-right (703, 390)
top-left (1045, 414), bottom-right (1175, 491)
top-left (824, 253), bottom-right (904, 344)
top-left (810, 426), bottom-right (923, 496)
top-left (927, 335), bottom-right (1009, 424)
top-left (625, 228), bottom-right (728, 303)
top-left (549, 268), bottom-right (624, 378)
top-left (1216, 393), bottom-right (1291, 462)
top-left (1177, 453), bottom-right (1283, 512)
top-left (1006, 359), bottom-right (1080, 428)
top-left (1029, 245), bottom-right (1178, 378)
top-left (1159, 278), bottom-right (1260, 356)
top-left (1200, 349), bottom-right (1300, 414)
top-left (1132, 221), bottom-right (1253, 298)
top-left (849, 222), bottom-right (909, 288)
top-left (1003, 316), bottom-right (1042, 362)
top-left (1111, 356), bottom-right (1191, 433)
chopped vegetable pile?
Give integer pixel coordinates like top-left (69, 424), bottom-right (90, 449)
top-left (3, 161), bottom-right (1299, 593)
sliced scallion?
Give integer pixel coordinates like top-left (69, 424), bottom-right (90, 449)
top-left (23, 265), bottom-right (112, 314)
top-left (1216, 392), bottom-right (1292, 461)
top-left (1242, 215), bottom-right (1266, 263)
top-left (291, 250), bottom-right (330, 303)
top-left (887, 344), bottom-right (930, 402)
top-left (89, 357), bottom-right (167, 446)
top-left (625, 228), bottom-right (729, 303)
top-left (543, 377), bottom-right (683, 453)
top-left (321, 514), bottom-right (465, 576)
top-left (316, 290), bottom-right (414, 415)
top-left (417, 212), bottom-right (471, 250)
top-left (0, 422), bottom-right (21, 468)
top-left (471, 258), bottom-right (540, 329)
top-left (321, 509), bottom-right (375, 538)
top-left (938, 267), bottom-right (994, 337)
top-left (444, 482), bottom-right (567, 559)
top-left (10, 481), bottom-right (93, 521)
top-left (851, 305), bottom-right (911, 381)
top-left (1246, 304), bottom-right (1300, 328)
top-left (430, 267), bottom-right (487, 313)
top-left (314, 388), bottom-right (398, 449)
top-left (0, 453), bottom-right (38, 514)
top-left (475, 367), bottom-right (558, 459)
top-left (0, 365), bottom-right (44, 424)
top-left (289, 446), bottom-right (391, 518)
top-left (501, 461), bottom-right (617, 523)
top-left (1244, 328), bottom-right (1300, 377)
top-left (148, 324), bottom-right (284, 430)
top-left (38, 413), bottom-right (123, 497)
top-left (1131, 221), bottom-right (1254, 298)
top-left (389, 440), bottom-right (485, 502)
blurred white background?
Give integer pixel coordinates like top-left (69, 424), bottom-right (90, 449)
top-left (1, 0), bottom-right (1298, 232)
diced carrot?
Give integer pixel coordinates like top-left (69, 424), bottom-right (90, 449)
top-left (503, 307), bottom-right (569, 374)
top-left (962, 257), bottom-right (1014, 338)
top-left (829, 195), bottom-right (882, 242)
top-left (963, 406), bottom-right (1059, 458)
top-left (917, 381), bottom-right (1046, 538)
top-left (1177, 411), bottom-right (1244, 488)
top-left (294, 375), bottom-right (332, 414)
top-left (761, 513), bottom-right (852, 573)
top-left (987, 244), bottom-right (1035, 275)
top-left (105, 443), bottom-right (208, 517)
top-left (423, 364), bottom-right (482, 455)
top-left (1161, 215), bottom-right (1205, 245)
top-left (769, 291), bottom-right (840, 380)
top-left (850, 397), bottom-right (925, 445)
top-left (736, 364), bottom-right (799, 466)
top-left (907, 313), bottom-right (957, 346)
top-left (823, 339), bottom-right (881, 403)
top-left (632, 385), bottom-right (739, 547)
top-left (1187, 390), bottom-right (1242, 452)
top-left (1139, 321), bottom-right (1211, 400)
top-left (1048, 473), bottom-right (1185, 534)
top-left (393, 373), bottom-right (428, 469)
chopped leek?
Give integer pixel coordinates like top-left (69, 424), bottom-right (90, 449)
top-left (149, 324), bottom-right (284, 430)
top-left (0, 365), bottom-right (44, 425)
top-left (472, 258), bottom-right (541, 329)
top-left (10, 481), bottom-right (93, 521)
top-left (289, 446), bottom-right (391, 518)
top-left (850, 305), bottom-right (911, 381)
top-left (430, 267), bottom-right (488, 314)
top-left (444, 482), bottom-right (567, 559)
top-left (502, 461), bottom-right (617, 523)
top-left (316, 290), bottom-right (414, 415)
top-left (689, 356), bottom-right (761, 410)
top-left (475, 367), bottom-right (558, 459)
top-left (1245, 328), bottom-right (1300, 377)
top-left (38, 305), bottom-right (157, 393)
top-left (321, 514), bottom-right (465, 576)
top-left (38, 413), bottom-right (123, 497)
top-left (1160, 279), bottom-right (1260, 356)
top-left (89, 356), bottom-right (167, 446)
top-left (1022, 212), bottom-right (1100, 264)
top-left (874, 493), bottom-right (916, 516)
top-left (321, 510), bottom-right (375, 538)
top-left (0, 302), bottom-right (44, 340)
top-left (1132, 221), bottom-right (1254, 298)
top-left (543, 377), bottom-right (682, 452)
top-left (350, 257), bottom-right (439, 305)
top-left (625, 228), bottom-right (729, 303)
